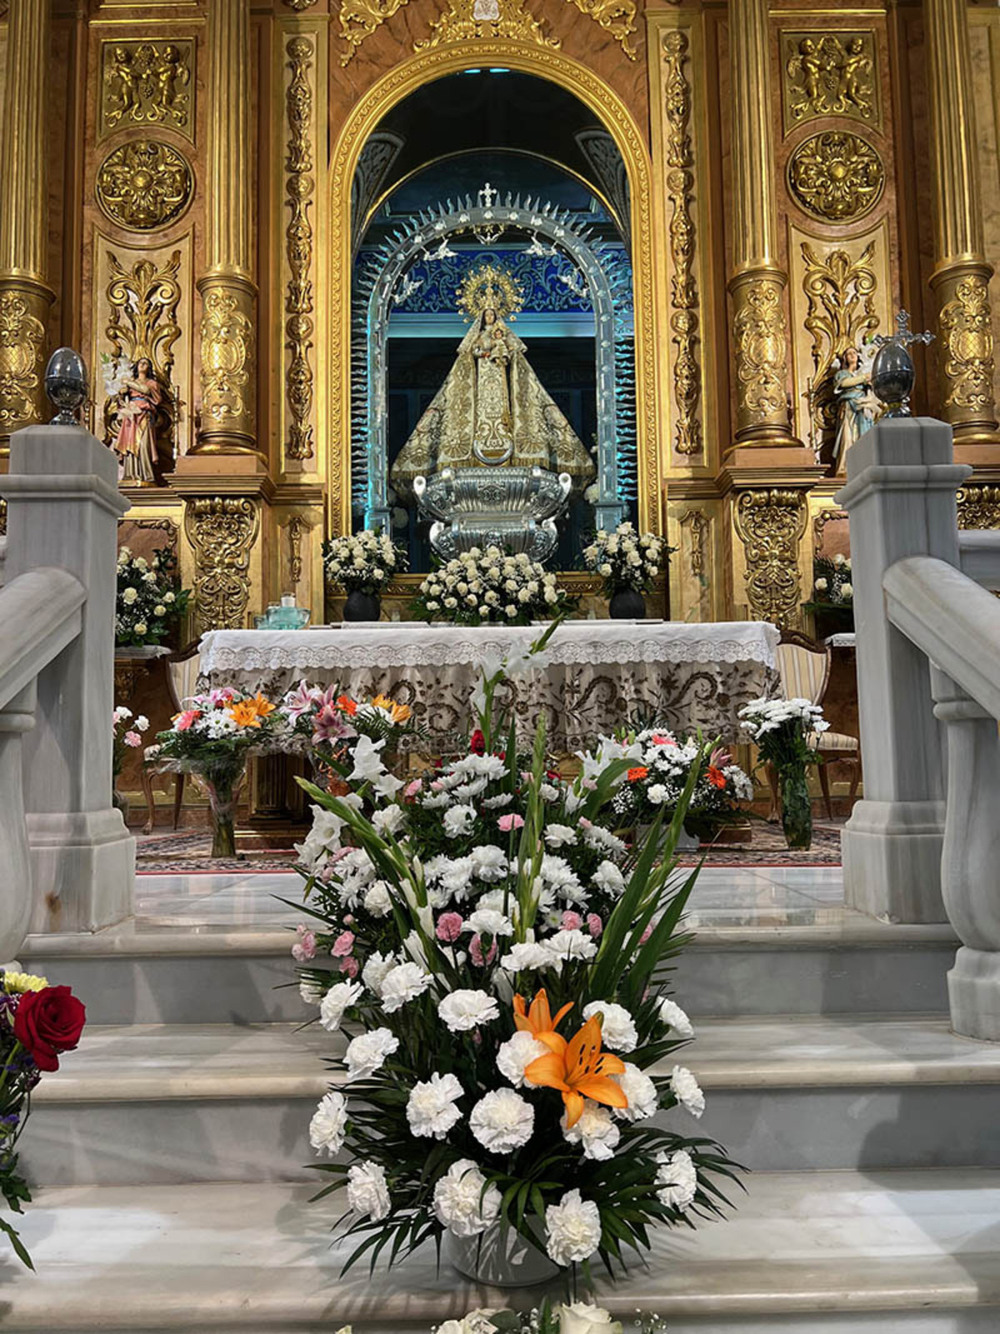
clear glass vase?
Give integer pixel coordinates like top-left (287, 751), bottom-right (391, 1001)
top-left (779, 764), bottom-right (813, 851)
top-left (444, 1222), bottom-right (559, 1287)
top-left (196, 768), bottom-right (246, 859)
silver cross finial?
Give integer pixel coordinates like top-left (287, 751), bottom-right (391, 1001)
top-left (478, 182), bottom-right (497, 208)
top-left (871, 310), bottom-right (935, 418)
top-left (874, 309), bottom-right (935, 351)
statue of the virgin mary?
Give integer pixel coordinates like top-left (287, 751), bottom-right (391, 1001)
top-left (390, 265), bottom-right (595, 493)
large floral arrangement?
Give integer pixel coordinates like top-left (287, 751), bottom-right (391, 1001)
top-left (803, 553), bottom-right (853, 632)
top-left (113, 705), bottom-right (149, 782)
top-left (415, 547), bottom-right (571, 626)
top-left (739, 697), bottom-right (828, 851)
top-left (292, 636), bottom-right (737, 1290)
top-left (280, 683), bottom-right (416, 775)
top-left (323, 531), bottom-right (407, 596)
top-left (115, 546), bottom-right (190, 648)
top-left (598, 730), bottom-right (753, 841)
top-left (581, 524), bottom-right (668, 598)
top-left (1, 970), bottom-right (86, 1266)
top-left (153, 688), bottom-right (285, 856)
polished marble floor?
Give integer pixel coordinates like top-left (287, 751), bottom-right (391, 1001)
top-left (133, 863), bottom-right (848, 931)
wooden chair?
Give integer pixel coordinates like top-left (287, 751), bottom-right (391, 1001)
top-left (769, 629), bottom-right (862, 821)
top-left (140, 641), bottom-right (201, 835)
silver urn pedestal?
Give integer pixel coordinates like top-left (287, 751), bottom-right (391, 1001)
top-left (414, 466), bottom-right (572, 562)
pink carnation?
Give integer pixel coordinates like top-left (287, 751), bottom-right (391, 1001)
top-left (497, 813), bottom-right (525, 832)
top-left (587, 913), bottom-right (603, 939)
top-left (331, 930), bottom-right (355, 958)
top-left (292, 928), bottom-right (317, 962)
top-left (560, 911), bottom-right (583, 932)
top-left (436, 912), bottom-right (463, 943)
top-left (469, 934), bottom-right (497, 967)
top-left (123, 731), bottom-right (143, 748)
top-left (339, 956), bottom-right (359, 978)
top-left (404, 778), bottom-right (423, 800)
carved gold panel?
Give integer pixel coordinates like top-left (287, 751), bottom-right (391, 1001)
top-left (275, 508), bottom-right (325, 622)
top-left (184, 496), bottom-right (261, 632)
top-left (665, 500), bottom-right (722, 623)
top-left (98, 38), bottom-right (194, 142)
top-left (788, 219), bottom-right (893, 463)
top-left (282, 33), bottom-right (317, 468)
top-left (787, 132), bottom-right (884, 223)
top-left (781, 31), bottom-right (880, 134)
top-left (957, 484), bottom-right (1000, 530)
top-left (732, 488), bottom-right (809, 629)
top-left (96, 140), bottom-right (194, 231)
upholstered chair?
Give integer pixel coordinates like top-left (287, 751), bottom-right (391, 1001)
top-left (140, 642), bottom-right (201, 835)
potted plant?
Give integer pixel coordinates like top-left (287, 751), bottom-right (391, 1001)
top-left (582, 523), bottom-right (669, 619)
top-left (323, 531), bottom-right (407, 622)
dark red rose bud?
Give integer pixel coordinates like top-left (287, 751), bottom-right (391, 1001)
top-left (12, 986), bottom-right (86, 1073)
top-left (469, 729), bottom-right (486, 756)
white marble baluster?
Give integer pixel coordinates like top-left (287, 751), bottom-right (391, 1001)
top-left (932, 665), bottom-right (1000, 1039)
top-left (0, 682), bottom-right (35, 962)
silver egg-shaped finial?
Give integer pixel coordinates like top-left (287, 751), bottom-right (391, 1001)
top-left (44, 347), bottom-right (88, 425)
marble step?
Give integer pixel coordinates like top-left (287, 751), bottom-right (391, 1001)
top-left (21, 913), bottom-right (958, 1026)
top-left (23, 1015), bottom-right (1000, 1185)
top-left (2, 1170), bottom-right (999, 1332)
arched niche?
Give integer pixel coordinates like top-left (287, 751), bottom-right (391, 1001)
top-left (327, 44), bottom-right (663, 541)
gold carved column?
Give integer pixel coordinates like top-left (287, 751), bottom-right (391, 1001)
top-left (727, 0), bottom-right (799, 451)
top-left (926, 0), bottom-right (999, 446)
top-left (0, 0), bottom-right (53, 446)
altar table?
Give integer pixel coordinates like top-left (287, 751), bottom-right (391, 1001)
top-left (198, 620), bottom-right (780, 748)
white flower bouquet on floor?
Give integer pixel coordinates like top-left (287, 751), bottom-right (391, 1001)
top-left (293, 633), bottom-right (738, 1288)
top-left (739, 697), bottom-right (828, 851)
top-left (414, 547), bottom-right (573, 626)
top-left (581, 524), bottom-right (667, 598)
top-left (323, 530), bottom-right (407, 595)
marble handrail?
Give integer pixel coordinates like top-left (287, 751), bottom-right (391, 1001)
top-left (958, 529), bottom-right (1000, 590)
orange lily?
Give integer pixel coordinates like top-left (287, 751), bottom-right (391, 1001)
top-left (248, 693), bottom-right (276, 719)
top-left (229, 701), bottom-right (263, 728)
top-left (524, 1015), bottom-right (628, 1128)
top-left (336, 694), bottom-right (358, 716)
top-left (370, 694), bottom-right (411, 724)
top-left (513, 989), bottom-right (573, 1038)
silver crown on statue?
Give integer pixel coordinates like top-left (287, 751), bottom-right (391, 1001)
top-left (871, 311), bottom-right (934, 419)
top-left (44, 347), bottom-right (88, 425)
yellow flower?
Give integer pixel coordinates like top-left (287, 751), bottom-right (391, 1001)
top-left (3, 970), bottom-right (49, 994)
top-left (370, 694), bottom-right (411, 724)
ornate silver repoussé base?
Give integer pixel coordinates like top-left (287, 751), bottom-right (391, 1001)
top-left (414, 466), bottom-right (572, 562)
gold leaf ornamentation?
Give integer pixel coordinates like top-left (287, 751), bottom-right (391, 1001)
top-left (733, 280), bottom-right (788, 425)
top-left (565, 0), bottom-right (637, 59)
top-left (662, 30), bottom-right (701, 456)
top-left (340, 0), bottom-right (414, 65)
top-left (287, 514), bottom-right (308, 588)
top-left (284, 36), bottom-right (315, 462)
top-left (957, 484), bottom-right (1000, 530)
top-left (96, 140), bottom-right (193, 231)
top-left (783, 32), bottom-right (876, 128)
top-left (733, 488), bottom-right (808, 628)
top-left (184, 496), bottom-right (260, 632)
top-left (106, 250), bottom-right (182, 384)
top-left (800, 241), bottom-right (879, 441)
top-left (679, 508), bottom-right (709, 578)
top-left (199, 287), bottom-right (254, 427)
top-left (100, 40), bottom-right (193, 138)
top-left (0, 292), bottom-right (46, 432)
top-left (787, 132), bottom-right (884, 223)
top-left (415, 0), bottom-right (558, 53)
top-left (939, 273), bottom-right (996, 415)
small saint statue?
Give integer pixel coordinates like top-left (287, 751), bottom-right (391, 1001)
top-left (832, 344), bottom-right (880, 472)
top-left (390, 265), bottom-right (595, 493)
top-left (110, 357), bottom-right (165, 485)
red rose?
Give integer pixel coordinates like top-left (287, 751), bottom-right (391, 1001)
top-left (469, 729), bottom-right (486, 756)
top-left (12, 986), bottom-right (86, 1072)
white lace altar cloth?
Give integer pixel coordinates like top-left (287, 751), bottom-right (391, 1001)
top-left (198, 620), bottom-right (780, 747)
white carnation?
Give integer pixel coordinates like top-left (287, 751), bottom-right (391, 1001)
top-left (347, 1159), bottom-right (390, 1220)
top-left (561, 1102), bottom-right (620, 1160)
top-left (371, 805), bottom-right (406, 837)
top-left (319, 980), bottom-right (363, 1032)
top-left (406, 1071), bottom-right (464, 1138)
top-left (438, 989), bottom-right (500, 1032)
top-left (502, 941), bottom-right (554, 972)
top-left (591, 860), bottom-right (626, 897)
top-left (444, 804), bottom-right (477, 837)
top-left (582, 1001), bottom-right (638, 1053)
top-left (470, 844), bottom-right (508, 881)
top-left (362, 950), bottom-right (397, 994)
top-left (670, 1064), bottom-right (705, 1118)
top-left (659, 997), bottom-right (694, 1039)
top-left (543, 929), bottom-right (597, 963)
top-left (433, 1158), bottom-right (501, 1237)
top-left (545, 1189), bottom-right (601, 1266)
top-left (464, 908), bottom-right (513, 937)
top-left (345, 1027), bottom-right (399, 1080)
top-left (655, 1148), bottom-right (698, 1211)
top-left (612, 1063), bottom-right (658, 1121)
top-left (469, 1088), bottom-right (535, 1154)
top-left (363, 880), bottom-right (393, 917)
top-left (380, 961), bottom-right (432, 1013)
top-left (309, 1090), bottom-right (348, 1156)
top-left (496, 1030), bottom-right (547, 1088)
top-left (647, 784), bottom-right (668, 806)
top-left (544, 823), bottom-right (578, 849)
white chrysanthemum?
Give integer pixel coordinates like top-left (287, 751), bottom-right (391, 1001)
top-left (464, 908), bottom-right (513, 938)
top-left (470, 844), bottom-right (508, 882)
top-left (345, 1027), bottom-right (399, 1080)
top-left (380, 961), bottom-right (432, 1013)
top-left (561, 1102), bottom-right (620, 1161)
top-left (319, 980), bottom-right (364, 1032)
top-left (438, 989), bottom-right (500, 1032)
top-left (362, 950), bottom-right (397, 995)
top-left (363, 880), bottom-right (393, 917)
top-left (544, 823), bottom-right (578, 849)
top-left (670, 1065), bottom-right (705, 1118)
top-left (502, 941), bottom-right (554, 972)
top-left (659, 997), bottom-right (694, 1039)
top-left (347, 1160), bottom-right (390, 1220)
top-left (582, 1001), bottom-right (638, 1053)
top-left (647, 784), bottom-right (668, 806)
top-left (309, 1090), bottom-right (348, 1156)
top-left (612, 1063), bottom-right (658, 1121)
top-left (591, 860), bottom-right (626, 897)
top-left (655, 1148), bottom-right (698, 1210)
top-left (432, 1158), bottom-right (502, 1237)
top-left (496, 1030), bottom-right (547, 1088)
top-left (407, 1071), bottom-right (464, 1139)
top-left (545, 1189), bottom-right (601, 1266)
top-left (469, 1088), bottom-right (535, 1154)
top-left (543, 929), bottom-right (597, 963)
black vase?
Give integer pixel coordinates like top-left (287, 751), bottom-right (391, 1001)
top-left (608, 588), bottom-right (646, 619)
top-left (343, 590), bottom-right (380, 622)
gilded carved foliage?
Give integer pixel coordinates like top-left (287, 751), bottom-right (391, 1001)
top-left (734, 489), bottom-right (808, 628)
top-left (782, 32), bottom-right (877, 130)
top-left (788, 132), bottom-right (884, 223)
top-left (199, 287), bottom-right (254, 429)
top-left (100, 40), bottom-right (193, 140)
top-left (957, 485), bottom-right (1000, 530)
top-left (415, 0), bottom-right (559, 53)
top-left (733, 280), bottom-right (789, 426)
top-left (939, 273), bottom-right (996, 417)
top-left (284, 36), bottom-right (315, 463)
top-left (564, 0), bottom-right (637, 59)
top-left (106, 251), bottom-right (182, 381)
top-left (801, 241), bottom-right (879, 441)
top-left (662, 30), bottom-right (701, 456)
top-left (679, 508), bottom-right (709, 578)
top-left (184, 497), bottom-right (260, 631)
top-left (96, 140), bottom-right (194, 231)
top-left (286, 514), bottom-right (308, 588)
top-left (0, 291), bottom-right (45, 431)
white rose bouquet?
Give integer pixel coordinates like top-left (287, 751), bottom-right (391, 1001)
top-left (323, 530), bottom-right (406, 596)
top-left (115, 546), bottom-right (190, 648)
top-left (293, 636), bottom-right (739, 1290)
top-left (582, 524), bottom-right (668, 598)
top-left (414, 546), bottom-right (572, 626)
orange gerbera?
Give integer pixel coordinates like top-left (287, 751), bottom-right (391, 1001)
top-left (370, 694), bottom-right (412, 724)
top-left (513, 988), bottom-right (573, 1038)
top-left (248, 693), bottom-right (276, 719)
top-left (336, 694), bottom-right (358, 716)
top-left (627, 766), bottom-right (649, 783)
top-left (706, 765), bottom-right (727, 790)
top-left (229, 701), bottom-right (263, 728)
top-left (524, 1015), bottom-right (628, 1127)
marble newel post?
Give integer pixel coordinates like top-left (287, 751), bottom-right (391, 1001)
top-left (925, 0), bottom-right (1000, 446)
top-left (0, 0), bottom-right (54, 448)
top-left (836, 418), bottom-right (969, 923)
top-left (1, 425), bottom-right (135, 934)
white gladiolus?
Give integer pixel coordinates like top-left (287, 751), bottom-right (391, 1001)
top-left (545, 1189), bottom-right (602, 1266)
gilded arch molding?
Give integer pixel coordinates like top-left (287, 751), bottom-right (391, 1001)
top-left (326, 41), bottom-right (663, 537)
